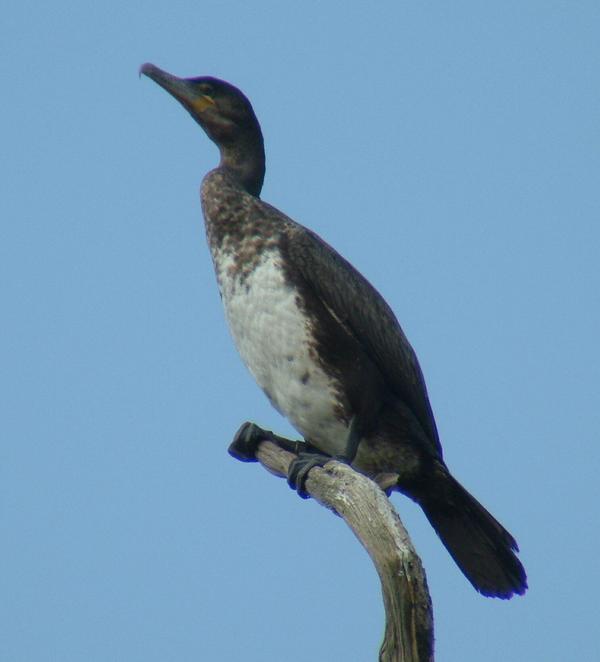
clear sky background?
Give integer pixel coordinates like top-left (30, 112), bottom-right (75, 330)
top-left (3, 2), bottom-right (599, 661)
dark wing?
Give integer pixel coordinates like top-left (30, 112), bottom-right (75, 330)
top-left (285, 223), bottom-right (442, 456)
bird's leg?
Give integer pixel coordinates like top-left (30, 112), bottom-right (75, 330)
top-left (228, 421), bottom-right (306, 462)
top-left (288, 416), bottom-right (362, 499)
top-left (341, 415), bottom-right (362, 464)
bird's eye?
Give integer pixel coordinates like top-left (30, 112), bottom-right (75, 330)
top-left (199, 84), bottom-right (214, 97)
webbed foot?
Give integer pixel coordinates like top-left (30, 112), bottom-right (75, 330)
top-left (287, 415), bottom-right (362, 497)
top-left (288, 452), bottom-right (339, 499)
top-left (229, 422), bottom-right (307, 461)
top-left (228, 422), bottom-right (272, 462)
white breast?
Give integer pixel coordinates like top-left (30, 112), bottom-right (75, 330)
top-left (214, 249), bottom-right (349, 455)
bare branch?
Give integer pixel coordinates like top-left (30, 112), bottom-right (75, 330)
top-left (229, 424), bottom-right (434, 662)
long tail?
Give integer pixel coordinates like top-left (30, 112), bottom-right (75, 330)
top-left (401, 466), bottom-right (527, 598)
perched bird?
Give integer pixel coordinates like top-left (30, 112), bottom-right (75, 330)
top-left (140, 63), bottom-right (527, 599)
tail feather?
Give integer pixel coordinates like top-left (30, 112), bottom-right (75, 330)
top-left (403, 468), bottom-right (527, 598)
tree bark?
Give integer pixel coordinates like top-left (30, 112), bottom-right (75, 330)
top-left (229, 423), bottom-right (435, 662)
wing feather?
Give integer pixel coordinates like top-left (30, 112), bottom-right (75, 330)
top-left (285, 224), bottom-right (442, 454)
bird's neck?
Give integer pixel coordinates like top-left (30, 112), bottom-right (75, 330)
top-left (219, 136), bottom-right (265, 198)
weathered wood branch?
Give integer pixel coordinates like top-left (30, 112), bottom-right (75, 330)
top-left (229, 423), bottom-right (434, 662)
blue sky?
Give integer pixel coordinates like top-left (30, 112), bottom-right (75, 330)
top-left (2, 2), bottom-right (599, 660)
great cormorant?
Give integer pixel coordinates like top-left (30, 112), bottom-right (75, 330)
top-left (140, 63), bottom-right (527, 599)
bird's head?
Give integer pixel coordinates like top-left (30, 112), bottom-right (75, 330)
top-left (140, 63), bottom-right (265, 195)
top-left (140, 63), bottom-right (260, 148)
